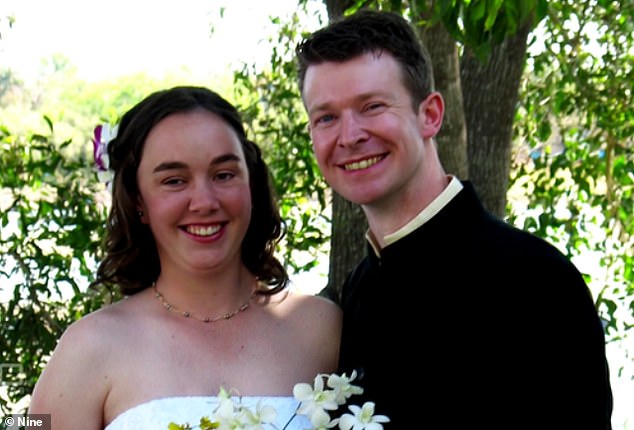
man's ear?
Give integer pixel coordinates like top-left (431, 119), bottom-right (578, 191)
top-left (418, 92), bottom-right (444, 139)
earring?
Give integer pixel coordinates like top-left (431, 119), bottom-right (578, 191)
top-left (137, 210), bottom-right (144, 217)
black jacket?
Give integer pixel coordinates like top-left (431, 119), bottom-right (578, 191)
top-left (337, 181), bottom-right (612, 429)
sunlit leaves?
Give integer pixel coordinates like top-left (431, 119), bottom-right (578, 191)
top-left (425, 0), bottom-right (548, 59)
top-left (511, 0), bottom-right (634, 339)
top-left (0, 124), bottom-right (115, 413)
top-left (231, 5), bottom-right (330, 274)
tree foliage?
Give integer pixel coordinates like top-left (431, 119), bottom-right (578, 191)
top-left (0, 121), bottom-right (113, 415)
top-left (230, 11), bottom-right (331, 274)
top-left (510, 0), bottom-right (634, 338)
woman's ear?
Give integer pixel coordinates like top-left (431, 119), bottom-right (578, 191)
top-left (136, 200), bottom-right (148, 224)
top-left (418, 92), bottom-right (444, 139)
top-left (137, 209), bottom-right (147, 224)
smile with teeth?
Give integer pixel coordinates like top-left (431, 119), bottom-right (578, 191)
top-left (185, 224), bottom-right (222, 237)
top-left (343, 155), bottom-right (384, 171)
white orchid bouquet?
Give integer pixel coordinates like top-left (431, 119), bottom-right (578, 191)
top-left (168, 371), bottom-right (389, 430)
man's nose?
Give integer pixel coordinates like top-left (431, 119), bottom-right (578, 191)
top-left (338, 111), bottom-right (368, 147)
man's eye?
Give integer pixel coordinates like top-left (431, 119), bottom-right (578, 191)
top-left (315, 114), bottom-right (335, 126)
top-left (366, 102), bottom-right (385, 111)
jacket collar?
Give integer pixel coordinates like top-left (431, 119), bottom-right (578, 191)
top-left (366, 176), bottom-right (463, 256)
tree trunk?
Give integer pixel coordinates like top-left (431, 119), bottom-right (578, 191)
top-left (461, 20), bottom-right (532, 217)
top-left (419, 21), bottom-right (469, 180)
top-left (321, 193), bottom-right (367, 302)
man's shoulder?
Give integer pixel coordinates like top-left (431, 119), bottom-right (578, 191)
top-left (479, 214), bottom-right (571, 261)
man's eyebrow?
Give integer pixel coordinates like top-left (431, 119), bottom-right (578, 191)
top-left (308, 91), bottom-right (389, 115)
top-left (152, 153), bottom-right (242, 174)
top-left (308, 101), bottom-right (331, 116)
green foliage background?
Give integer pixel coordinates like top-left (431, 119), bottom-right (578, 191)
top-left (1, 0), bottom-right (632, 426)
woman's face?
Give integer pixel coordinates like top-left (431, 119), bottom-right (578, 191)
top-left (136, 109), bottom-right (252, 275)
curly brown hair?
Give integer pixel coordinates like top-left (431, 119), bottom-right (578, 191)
top-left (91, 86), bottom-right (288, 296)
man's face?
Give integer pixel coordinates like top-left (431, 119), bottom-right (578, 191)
top-left (302, 52), bottom-right (439, 211)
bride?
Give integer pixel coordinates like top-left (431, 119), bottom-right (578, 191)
top-left (28, 86), bottom-right (342, 430)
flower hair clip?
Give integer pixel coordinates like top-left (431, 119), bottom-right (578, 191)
top-left (92, 123), bottom-right (118, 187)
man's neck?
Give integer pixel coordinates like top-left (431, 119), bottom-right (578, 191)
top-left (365, 175), bottom-right (461, 250)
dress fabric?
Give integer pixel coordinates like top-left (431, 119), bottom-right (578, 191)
top-left (105, 396), bottom-right (309, 430)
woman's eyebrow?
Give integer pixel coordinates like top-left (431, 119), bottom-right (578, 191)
top-left (152, 153), bottom-right (241, 174)
top-left (153, 161), bottom-right (187, 173)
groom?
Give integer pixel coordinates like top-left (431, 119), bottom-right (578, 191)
top-left (295, 9), bottom-right (613, 429)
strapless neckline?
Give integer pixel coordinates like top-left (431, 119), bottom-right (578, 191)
top-left (105, 395), bottom-right (309, 430)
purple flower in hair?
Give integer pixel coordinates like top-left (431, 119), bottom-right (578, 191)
top-left (92, 123), bottom-right (117, 186)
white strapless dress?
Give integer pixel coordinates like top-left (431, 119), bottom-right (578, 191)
top-left (105, 396), bottom-right (311, 430)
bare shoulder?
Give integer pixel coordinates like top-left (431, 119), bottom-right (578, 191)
top-left (28, 296), bottom-right (141, 429)
top-left (34, 296), bottom-right (141, 384)
top-left (267, 290), bottom-right (341, 375)
top-left (58, 296), bottom-right (140, 352)
top-left (261, 289), bottom-right (342, 351)
top-left (263, 289), bottom-right (342, 323)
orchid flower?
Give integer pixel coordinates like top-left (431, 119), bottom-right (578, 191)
top-left (92, 123), bottom-right (117, 186)
top-left (169, 372), bottom-right (388, 430)
top-left (337, 402), bottom-right (390, 430)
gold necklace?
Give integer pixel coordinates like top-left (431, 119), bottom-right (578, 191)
top-left (152, 282), bottom-right (253, 323)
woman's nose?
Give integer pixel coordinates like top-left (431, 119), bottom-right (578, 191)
top-left (188, 180), bottom-right (220, 212)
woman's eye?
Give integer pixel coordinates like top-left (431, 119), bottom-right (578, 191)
top-left (162, 177), bottom-right (185, 186)
top-left (215, 171), bottom-right (235, 181)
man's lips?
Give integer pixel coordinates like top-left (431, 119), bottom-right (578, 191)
top-left (341, 154), bottom-right (386, 171)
